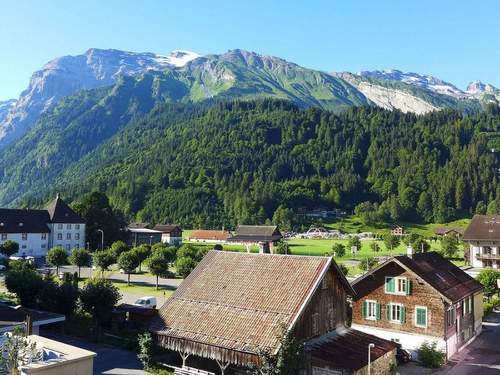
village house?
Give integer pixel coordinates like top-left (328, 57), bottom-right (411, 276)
top-left (463, 215), bottom-right (500, 269)
top-left (228, 225), bottom-right (283, 253)
top-left (433, 227), bottom-right (463, 238)
top-left (153, 224), bottom-right (183, 246)
top-left (390, 226), bottom-right (405, 237)
top-left (351, 249), bottom-right (483, 360)
top-left (126, 223), bottom-right (162, 247)
top-left (0, 194), bottom-right (86, 258)
top-left (150, 251), bottom-right (398, 375)
top-left (188, 229), bottom-right (230, 243)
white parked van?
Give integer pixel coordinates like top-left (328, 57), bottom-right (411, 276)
top-left (133, 296), bottom-right (157, 309)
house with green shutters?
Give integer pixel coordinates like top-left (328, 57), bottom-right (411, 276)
top-left (351, 249), bottom-right (484, 360)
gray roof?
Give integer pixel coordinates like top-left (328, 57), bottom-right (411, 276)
top-left (0, 209), bottom-right (50, 233)
top-left (45, 195), bottom-right (84, 224)
top-left (463, 215), bottom-right (500, 241)
top-left (228, 225), bottom-right (282, 242)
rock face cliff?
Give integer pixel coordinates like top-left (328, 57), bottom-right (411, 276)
top-left (1, 48), bottom-right (497, 148)
top-left (0, 49), bottom-right (200, 147)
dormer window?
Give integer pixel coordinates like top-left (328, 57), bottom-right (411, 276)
top-left (385, 276), bottom-right (411, 295)
top-left (19, 223), bottom-right (24, 227)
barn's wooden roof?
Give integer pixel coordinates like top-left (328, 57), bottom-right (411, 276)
top-left (151, 251), bottom-right (335, 365)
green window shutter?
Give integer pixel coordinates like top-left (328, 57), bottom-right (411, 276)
top-left (376, 303), bottom-right (381, 320)
top-left (416, 308), bottom-right (426, 326)
top-left (362, 301), bottom-right (367, 319)
top-left (386, 304), bottom-right (391, 320)
top-left (386, 277), bottom-right (395, 293)
top-left (406, 280), bottom-right (412, 295)
top-left (400, 305), bottom-right (406, 323)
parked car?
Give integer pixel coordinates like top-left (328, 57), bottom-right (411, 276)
top-left (132, 296), bottom-right (157, 309)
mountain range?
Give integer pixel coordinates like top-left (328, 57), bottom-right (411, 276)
top-left (1, 48), bottom-right (498, 148)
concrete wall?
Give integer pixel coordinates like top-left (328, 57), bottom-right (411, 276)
top-left (21, 357), bottom-right (93, 375)
top-left (351, 323), bottom-right (446, 359)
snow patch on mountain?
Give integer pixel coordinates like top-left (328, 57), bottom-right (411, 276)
top-left (358, 69), bottom-right (468, 99)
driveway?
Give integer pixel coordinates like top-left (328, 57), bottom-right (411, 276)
top-left (40, 330), bottom-right (149, 375)
top-left (398, 312), bottom-right (500, 375)
top-left (439, 311), bottom-right (500, 374)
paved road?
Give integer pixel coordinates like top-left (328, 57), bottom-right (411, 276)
top-left (40, 330), bottom-right (148, 375)
top-left (440, 311), bottom-right (500, 374)
top-left (58, 265), bottom-right (183, 289)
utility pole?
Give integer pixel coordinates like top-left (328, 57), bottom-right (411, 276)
top-left (97, 229), bottom-right (104, 250)
top-left (368, 343), bottom-right (375, 375)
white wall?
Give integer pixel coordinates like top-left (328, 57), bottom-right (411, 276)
top-left (351, 323), bottom-right (446, 359)
top-left (161, 233), bottom-right (182, 245)
top-left (0, 233), bottom-right (49, 257)
top-left (468, 241), bottom-right (500, 268)
top-left (48, 223), bottom-right (86, 252)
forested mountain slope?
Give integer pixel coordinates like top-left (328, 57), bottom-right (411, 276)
top-left (8, 100), bottom-right (496, 228)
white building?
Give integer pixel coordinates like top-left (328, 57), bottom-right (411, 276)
top-left (463, 215), bottom-right (500, 269)
top-left (152, 224), bottom-right (183, 245)
top-left (0, 194), bottom-right (85, 258)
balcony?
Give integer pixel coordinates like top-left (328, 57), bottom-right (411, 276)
top-left (476, 253), bottom-right (500, 260)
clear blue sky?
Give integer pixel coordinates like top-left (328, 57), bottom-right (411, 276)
top-left (1, 0), bottom-right (499, 100)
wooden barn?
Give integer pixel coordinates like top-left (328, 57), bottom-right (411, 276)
top-left (227, 225), bottom-right (283, 253)
top-left (150, 251), bottom-right (397, 375)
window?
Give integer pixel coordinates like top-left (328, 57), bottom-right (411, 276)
top-left (41, 233), bottom-right (47, 240)
top-left (447, 307), bottom-right (456, 327)
top-left (312, 313), bottom-right (320, 335)
top-left (362, 300), bottom-right (380, 320)
top-left (463, 296), bottom-right (472, 315)
top-left (75, 224), bottom-right (80, 230)
top-left (386, 303), bottom-right (405, 323)
top-left (21, 245), bottom-right (26, 249)
top-left (75, 233), bottom-right (80, 240)
top-left (57, 233), bottom-right (62, 240)
top-left (67, 224), bottom-right (72, 230)
top-left (327, 306), bottom-right (335, 329)
top-left (66, 244), bottom-right (70, 251)
top-left (41, 244), bottom-right (46, 248)
top-left (67, 233), bottom-right (71, 240)
top-left (1, 234), bottom-right (6, 240)
top-left (58, 223), bottom-right (63, 229)
top-left (385, 277), bottom-right (411, 295)
top-left (415, 306), bottom-right (428, 327)
top-left (21, 233), bottom-right (27, 241)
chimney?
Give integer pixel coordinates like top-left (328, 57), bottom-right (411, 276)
top-left (407, 245), bottom-right (414, 258)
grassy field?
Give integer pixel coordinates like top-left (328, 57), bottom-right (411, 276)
top-left (181, 216), bottom-right (468, 277)
top-left (322, 216), bottom-right (471, 237)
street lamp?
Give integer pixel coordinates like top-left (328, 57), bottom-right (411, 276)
top-left (149, 235), bottom-right (153, 245)
top-left (97, 229), bottom-right (104, 250)
top-left (368, 343), bottom-right (375, 375)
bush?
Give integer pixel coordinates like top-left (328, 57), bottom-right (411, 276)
top-left (80, 278), bottom-right (120, 332)
top-left (331, 243), bottom-right (345, 257)
top-left (484, 296), bottom-right (500, 315)
top-left (418, 341), bottom-right (445, 368)
top-left (477, 269), bottom-right (500, 301)
top-left (5, 268), bottom-right (43, 307)
top-left (137, 332), bottom-right (154, 369)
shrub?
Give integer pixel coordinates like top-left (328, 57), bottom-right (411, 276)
top-left (418, 341), bottom-right (445, 368)
top-left (477, 269), bottom-right (500, 301)
top-left (137, 332), bottom-right (154, 369)
top-left (484, 296), bottom-right (500, 315)
top-left (5, 268), bottom-right (43, 307)
top-left (331, 243), bottom-right (345, 257)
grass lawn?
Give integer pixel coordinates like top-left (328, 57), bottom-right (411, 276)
top-left (322, 216), bottom-right (471, 237)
